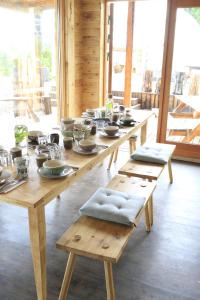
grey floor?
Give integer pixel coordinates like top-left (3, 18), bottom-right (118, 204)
top-left (0, 146), bottom-right (200, 300)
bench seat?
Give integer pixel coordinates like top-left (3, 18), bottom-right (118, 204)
top-left (119, 143), bottom-right (176, 183)
top-left (56, 175), bottom-right (156, 300)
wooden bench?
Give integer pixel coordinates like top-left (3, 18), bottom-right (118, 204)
top-left (118, 144), bottom-right (176, 183)
top-left (108, 135), bottom-right (138, 170)
top-left (56, 175), bottom-right (156, 300)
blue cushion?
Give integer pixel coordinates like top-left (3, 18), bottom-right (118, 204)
top-left (79, 187), bottom-right (145, 226)
top-left (131, 144), bottom-right (172, 165)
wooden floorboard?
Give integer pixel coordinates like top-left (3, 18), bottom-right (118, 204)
top-left (0, 147), bottom-right (200, 300)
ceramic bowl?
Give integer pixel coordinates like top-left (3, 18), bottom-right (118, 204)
top-left (43, 159), bottom-right (67, 175)
top-left (104, 126), bottom-right (119, 136)
top-left (86, 109), bottom-right (95, 117)
top-left (62, 130), bottom-right (74, 138)
top-left (120, 117), bottom-right (134, 125)
top-left (61, 118), bottom-right (75, 125)
top-left (79, 139), bottom-right (96, 151)
top-left (28, 130), bottom-right (43, 142)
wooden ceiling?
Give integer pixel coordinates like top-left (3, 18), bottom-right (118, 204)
top-left (0, 0), bottom-right (55, 9)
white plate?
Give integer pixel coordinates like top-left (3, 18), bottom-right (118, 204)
top-left (72, 144), bottom-right (99, 155)
top-left (38, 166), bottom-right (74, 179)
top-left (100, 132), bottom-right (121, 138)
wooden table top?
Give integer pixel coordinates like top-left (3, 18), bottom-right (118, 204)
top-left (0, 110), bottom-right (153, 209)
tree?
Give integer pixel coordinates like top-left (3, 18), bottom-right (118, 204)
top-left (185, 8), bottom-right (200, 24)
top-left (0, 52), bottom-right (13, 76)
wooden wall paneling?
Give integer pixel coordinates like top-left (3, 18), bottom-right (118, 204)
top-left (81, 0), bottom-right (105, 111)
top-left (74, 0), bottom-right (83, 116)
top-left (66, 0), bottom-right (75, 117)
top-left (124, 1), bottom-right (135, 107)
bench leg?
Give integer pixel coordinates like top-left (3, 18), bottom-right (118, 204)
top-left (108, 152), bottom-right (115, 170)
top-left (58, 253), bottom-right (76, 300)
top-left (104, 261), bottom-right (115, 300)
top-left (148, 196), bottom-right (153, 226)
top-left (129, 139), bottom-right (136, 155)
top-left (168, 159), bottom-right (173, 184)
top-left (145, 203), bottom-right (151, 232)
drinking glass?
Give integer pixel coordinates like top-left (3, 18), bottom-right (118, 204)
top-left (14, 156), bottom-right (29, 179)
top-left (0, 150), bottom-right (12, 167)
top-left (73, 130), bottom-right (84, 147)
top-left (96, 120), bottom-right (105, 131)
top-left (49, 145), bottom-right (63, 160)
top-left (38, 135), bottom-right (49, 145)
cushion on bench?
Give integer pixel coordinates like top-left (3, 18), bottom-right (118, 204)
top-left (79, 187), bottom-right (145, 226)
top-left (131, 144), bottom-right (172, 165)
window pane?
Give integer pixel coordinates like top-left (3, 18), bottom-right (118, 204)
top-left (167, 8), bottom-right (200, 145)
top-left (0, 1), bottom-right (57, 147)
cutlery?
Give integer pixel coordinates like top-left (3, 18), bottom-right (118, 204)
top-left (0, 179), bottom-right (26, 194)
top-left (0, 178), bottom-right (16, 191)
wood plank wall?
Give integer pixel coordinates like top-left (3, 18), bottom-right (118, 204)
top-left (73, 0), bottom-right (105, 115)
top-left (74, 0), bottom-right (83, 116)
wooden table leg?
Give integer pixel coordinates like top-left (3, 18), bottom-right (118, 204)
top-left (58, 253), bottom-right (76, 300)
top-left (108, 152), bottom-right (115, 170)
top-left (104, 261), bottom-right (115, 300)
top-left (28, 206), bottom-right (46, 300)
top-left (114, 148), bottom-right (119, 163)
top-left (141, 122), bottom-right (147, 145)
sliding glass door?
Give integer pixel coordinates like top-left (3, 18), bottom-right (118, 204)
top-left (105, 0), bottom-right (167, 109)
top-left (158, 0), bottom-right (200, 159)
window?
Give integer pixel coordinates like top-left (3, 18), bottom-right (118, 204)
top-left (0, 0), bottom-right (57, 147)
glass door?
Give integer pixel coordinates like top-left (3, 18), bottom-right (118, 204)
top-left (158, 0), bottom-right (200, 159)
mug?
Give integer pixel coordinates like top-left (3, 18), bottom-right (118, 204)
top-left (63, 137), bottom-right (73, 150)
top-left (36, 153), bottom-right (48, 168)
top-left (10, 147), bottom-right (22, 162)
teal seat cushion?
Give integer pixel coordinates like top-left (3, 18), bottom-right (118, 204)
top-left (131, 144), bottom-right (172, 165)
top-left (79, 187), bottom-right (145, 226)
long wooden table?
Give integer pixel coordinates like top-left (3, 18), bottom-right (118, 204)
top-left (0, 110), bottom-right (153, 300)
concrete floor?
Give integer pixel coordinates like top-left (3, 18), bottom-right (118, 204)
top-left (0, 147), bottom-right (200, 300)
